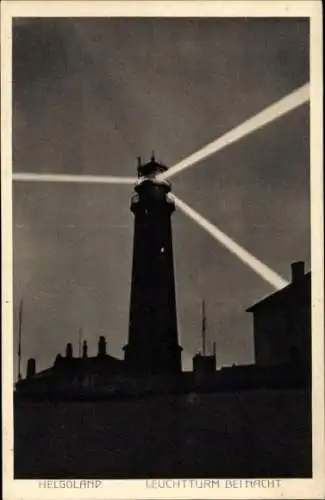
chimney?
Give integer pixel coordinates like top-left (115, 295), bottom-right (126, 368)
top-left (137, 157), bottom-right (142, 177)
top-left (26, 358), bottom-right (36, 378)
top-left (98, 336), bottom-right (107, 357)
top-left (82, 340), bottom-right (88, 358)
top-left (291, 261), bottom-right (305, 283)
top-left (65, 342), bottom-right (73, 359)
top-left (213, 341), bottom-right (217, 368)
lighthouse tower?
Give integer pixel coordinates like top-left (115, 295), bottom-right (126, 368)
top-left (124, 155), bottom-right (182, 374)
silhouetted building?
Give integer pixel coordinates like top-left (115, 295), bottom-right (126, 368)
top-left (16, 336), bottom-right (125, 396)
top-left (247, 261), bottom-right (311, 379)
top-left (193, 353), bottom-right (216, 375)
top-left (123, 156), bottom-right (182, 374)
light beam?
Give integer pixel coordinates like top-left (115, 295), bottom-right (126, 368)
top-left (161, 83), bottom-right (310, 181)
top-left (12, 173), bottom-right (137, 185)
top-left (172, 194), bottom-right (289, 290)
top-left (11, 84), bottom-right (306, 290)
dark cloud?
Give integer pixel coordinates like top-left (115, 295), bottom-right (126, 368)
top-left (12, 18), bottom-right (310, 374)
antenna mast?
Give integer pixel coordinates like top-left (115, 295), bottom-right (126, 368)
top-left (17, 300), bottom-right (23, 381)
top-left (202, 299), bottom-right (206, 356)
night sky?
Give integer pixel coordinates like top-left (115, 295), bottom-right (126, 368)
top-left (12, 17), bottom-right (310, 374)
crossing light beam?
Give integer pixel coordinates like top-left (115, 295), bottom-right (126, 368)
top-left (160, 83), bottom-right (310, 181)
top-left (12, 173), bottom-right (137, 185)
top-left (10, 86), bottom-right (305, 290)
top-left (172, 194), bottom-right (289, 290)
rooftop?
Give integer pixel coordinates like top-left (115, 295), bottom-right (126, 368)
top-left (247, 263), bottom-right (310, 313)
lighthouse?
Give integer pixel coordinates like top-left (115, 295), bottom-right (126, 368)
top-left (124, 155), bottom-right (182, 374)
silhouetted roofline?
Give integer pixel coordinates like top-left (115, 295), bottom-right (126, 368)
top-left (16, 354), bottom-right (125, 384)
top-left (246, 271), bottom-right (311, 312)
top-left (53, 354), bottom-right (124, 368)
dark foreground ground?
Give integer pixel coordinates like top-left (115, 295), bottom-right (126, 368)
top-left (14, 388), bottom-right (311, 479)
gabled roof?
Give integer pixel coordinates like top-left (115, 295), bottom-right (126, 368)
top-left (246, 271), bottom-right (311, 313)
